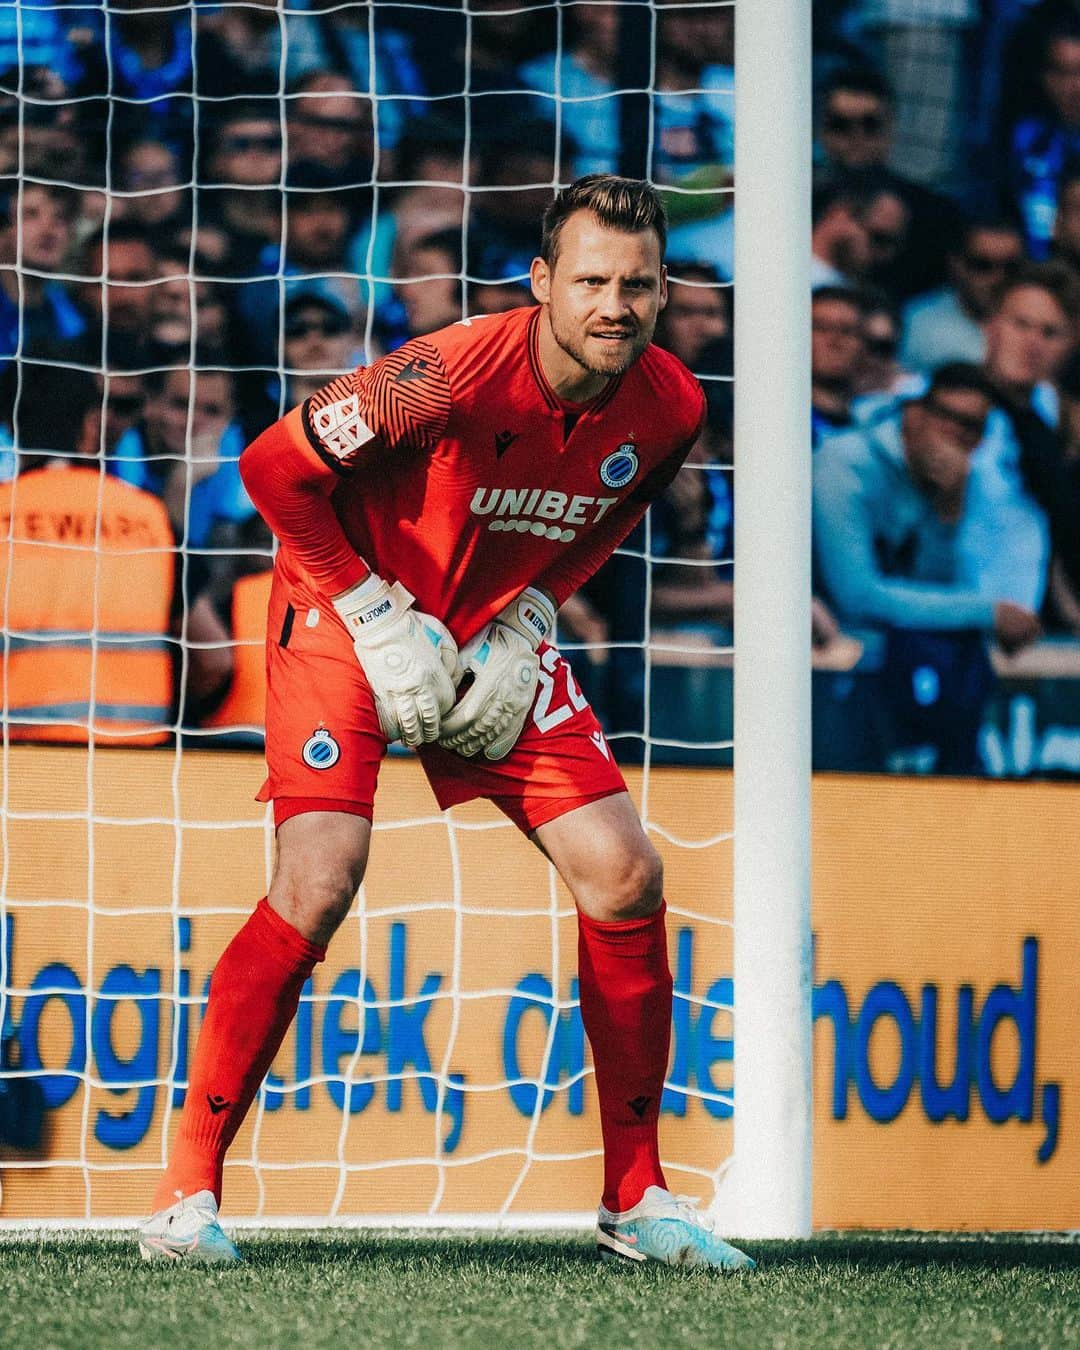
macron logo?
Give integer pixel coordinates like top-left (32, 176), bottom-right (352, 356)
top-left (311, 394), bottom-right (373, 461)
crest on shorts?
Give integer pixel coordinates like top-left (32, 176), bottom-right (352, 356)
top-left (599, 444), bottom-right (639, 489)
top-left (302, 727), bottom-right (340, 770)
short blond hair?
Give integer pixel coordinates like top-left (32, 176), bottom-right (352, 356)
top-left (540, 174), bottom-right (668, 267)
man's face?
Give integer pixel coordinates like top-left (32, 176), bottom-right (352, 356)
top-left (821, 89), bottom-right (891, 171)
top-left (286, 197), bottom-right (350, 267)
top-left (863, 193), bottom-right (908, 271)
top-left (660, 279), bottom-right (728, 368)
top-left (817, 201), bottom-right (872, 277)
top-left (212, 117), bottom-right (282, 187)
top-left (86, 238), bottom-right (156, 331)
top-left (288, 89), bottom-right (370, 172)
top-left (904, 388), bottom-right (991, 479)
top-left (96, 373), bottom-right (145, 452)
top-left (950, 227), bottom-right (1024, 317)
top-left (1044, 37), bottom-right (1080, 127)
top-left (152, 371), bottom-right (234, 455)
top-left (985, 285), bottom-right (1074, 391)
top-left (811, 296), bottom-right (864, 384)
top-left (123, 142), bottom-right (184, 223)
top-left (530, 211), bottom-right (667, 378)
top-left (18, 186), bottom-right (72, 271)
top-left (283, 302), bottom-right (353, 373)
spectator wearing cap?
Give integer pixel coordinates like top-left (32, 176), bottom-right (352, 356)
top-left (0, 184), bottom-right (87, 375)
top-left (1006, 14), bottom-right (1080, 259)
top-left (817, 66), bottom-right (964, 299)
top-left (901, 218), bottom-right (1026, 370)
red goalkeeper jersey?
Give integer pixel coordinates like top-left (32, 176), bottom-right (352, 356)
top-left (241, 304), bottom-right (705, 644)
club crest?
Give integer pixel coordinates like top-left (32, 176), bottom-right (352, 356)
top-left (302, 727), bottom-right (341, 770)
top-left (599, 444), bottom-right (639, 489)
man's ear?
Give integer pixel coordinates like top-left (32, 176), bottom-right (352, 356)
top-left (657, 264), bottom-right (668, 312)
top-left (530, 255), bottom-right (550, 304)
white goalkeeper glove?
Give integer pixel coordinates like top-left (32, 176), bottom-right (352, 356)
top-left (332, 573), bottom-right (459, 747)
top-left (439, 587), bottom-right (556, 761)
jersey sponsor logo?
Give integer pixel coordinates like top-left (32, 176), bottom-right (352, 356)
top-left (469, 486), bottom-right (618, 542)
top-left (590, 729), bottom-right (611, 760)
top-left (310, 395), bottom-right (373, 461)
top-left (393, 356), bottom-right (429, 382)
top-left (599, 444), bottom-right (639, 489)
top-left (494, 429), bottom-right (520, 458)
top-left (302, 727), bottom-right (341, 770)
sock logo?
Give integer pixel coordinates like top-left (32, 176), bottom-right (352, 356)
top-left (206, 1094), bottom-right (231, 1116)
top-left (628, 1094), bottom-right (651, 1119)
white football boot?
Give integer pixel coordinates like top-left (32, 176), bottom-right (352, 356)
top-left (596, 1186), bottom-right (756, 1270)
top-left (138, 1189), bottom-right (242, 1264)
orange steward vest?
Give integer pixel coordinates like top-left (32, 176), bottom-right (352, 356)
top-left (204, 569), bottom-right (272, 734)
top-left (0, 465), bottom-right (175, 745)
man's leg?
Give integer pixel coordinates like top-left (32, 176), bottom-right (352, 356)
top-left (533, 793), bottom-right (669, 1213)
top-left (150, 811), bottom-right (369, 1212)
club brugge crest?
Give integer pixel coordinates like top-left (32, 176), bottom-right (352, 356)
top-left (302, 727), bottom-right (340, 770)
top-left (599, 443), bottom-right (639, 489)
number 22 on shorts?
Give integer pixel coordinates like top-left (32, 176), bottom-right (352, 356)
top-left (532, 648), bottom-right (589, 733)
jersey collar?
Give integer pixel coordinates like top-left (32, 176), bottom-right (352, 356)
top-left (526, 307), bottom-right (623, 415)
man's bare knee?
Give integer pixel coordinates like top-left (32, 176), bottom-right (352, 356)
top-left (269, 811), bottom-right (370, 945)
top-left (581, 841), bottom-right (664, 923)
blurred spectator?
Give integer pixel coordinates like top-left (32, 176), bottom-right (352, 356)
top-left (117, 137), bottom-right (189, 235)
top-left (77, 222), bottom-right (157, 370)
top-left (238, 173), bottom-right (366, 365)
top-left (811, 177), bottom-right (909, 290)
top-left (194, 0), bottom-right (325, 100)
top-left (901, 217), bottom-right (1025, 368)
top-left (78, 370), bottom-right (147, 460)
top-left (0, 66), bottom-right (88, 184)
top-left (854, 292), bottom-right (908, 398)
top-left (0, 363), bottom-right (229, 742)
top-left (150, 251), bottom-right (231, 363)
top-left (281, 289), bottom-right (357, 405)
top-left (812, 286), bottom-right (866, 444)
top-left (519, 3), bottom-right (621, 175)
top-left (146, 368), bottom-right (255, 548)
top-left (0, 184), bottom-right (87, 373)
top-left (199, 104), bottom-right (283, 274)
top-left (817, 66), bottom-right (963, 297)
top-left (853, 0), bottom-right (980, 192)
top-left (101, 0), bottom-right (195, 158)
top-left (1045, 349), bottom-right (1080, 633)
top-left (653, 0), bottom-right (734, 265)
top-left (1051, 161), bottom-right (1080, 269)
top-left (451, 0), bottom-right (555, 143)
top-left (286, 71), bottom-right (373, 187)
top-left (813, 362), bottom-right (1041, 772)
top-left (1006, 12), bottom-right (1080, 258)
top-left (312, 3), bottom-right (426, 156)
top-left (654, 265), bottom-right (730, 375)
top-left (392, 228), bottom-right (463, 340)
top-left (468, 120), bottom-right (561, 289)
top-left (968, 260), bottom-right (1079, 610)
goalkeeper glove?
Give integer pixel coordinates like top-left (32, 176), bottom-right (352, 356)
top-left (332, 573), bottom-right (459, 747)
top-left (439, 587), bottom-right (556, 761)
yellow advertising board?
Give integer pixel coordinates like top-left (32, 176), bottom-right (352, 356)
top-left (0, 749), bottom-right (1076, 1230)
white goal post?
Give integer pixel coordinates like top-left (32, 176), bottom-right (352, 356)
top-left (0, 0), bottom-right (811, 1237)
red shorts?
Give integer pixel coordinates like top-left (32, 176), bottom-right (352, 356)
top-left (258, 586), bottom-right (626, 834)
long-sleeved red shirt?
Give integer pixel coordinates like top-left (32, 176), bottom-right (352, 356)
top-left (240, 304), bottom-right (705, 645)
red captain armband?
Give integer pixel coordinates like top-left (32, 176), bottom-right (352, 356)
top-left (302, 378), bottom-right (377, 474)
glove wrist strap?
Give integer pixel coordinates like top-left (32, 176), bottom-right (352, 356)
top-left (333, 573), bottom-right (415, 639)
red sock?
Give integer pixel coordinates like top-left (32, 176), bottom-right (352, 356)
top-left (153, 898), bottom-right (325, 1211)
top-left (577, 901), bottom-right (673, 1213)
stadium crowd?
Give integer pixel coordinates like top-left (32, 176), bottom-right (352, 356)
top-left (0, 0), bottom-right (1078, 775)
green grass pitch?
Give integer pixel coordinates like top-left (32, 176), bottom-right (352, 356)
top-left (1, 1231), bottom-right (1078, 1349)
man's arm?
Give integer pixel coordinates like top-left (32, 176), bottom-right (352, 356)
top-left (813, 449), bottom-right (996, 631)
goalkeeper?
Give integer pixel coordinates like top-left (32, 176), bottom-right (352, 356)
top-left (140, 175), bottom-right (754, 1272)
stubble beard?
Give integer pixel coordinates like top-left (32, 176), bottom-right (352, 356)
top-left (549, 309), bottom-right (653, 377)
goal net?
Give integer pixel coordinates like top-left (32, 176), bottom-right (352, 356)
top-left (0, 0), bottom-right (808, 1232)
